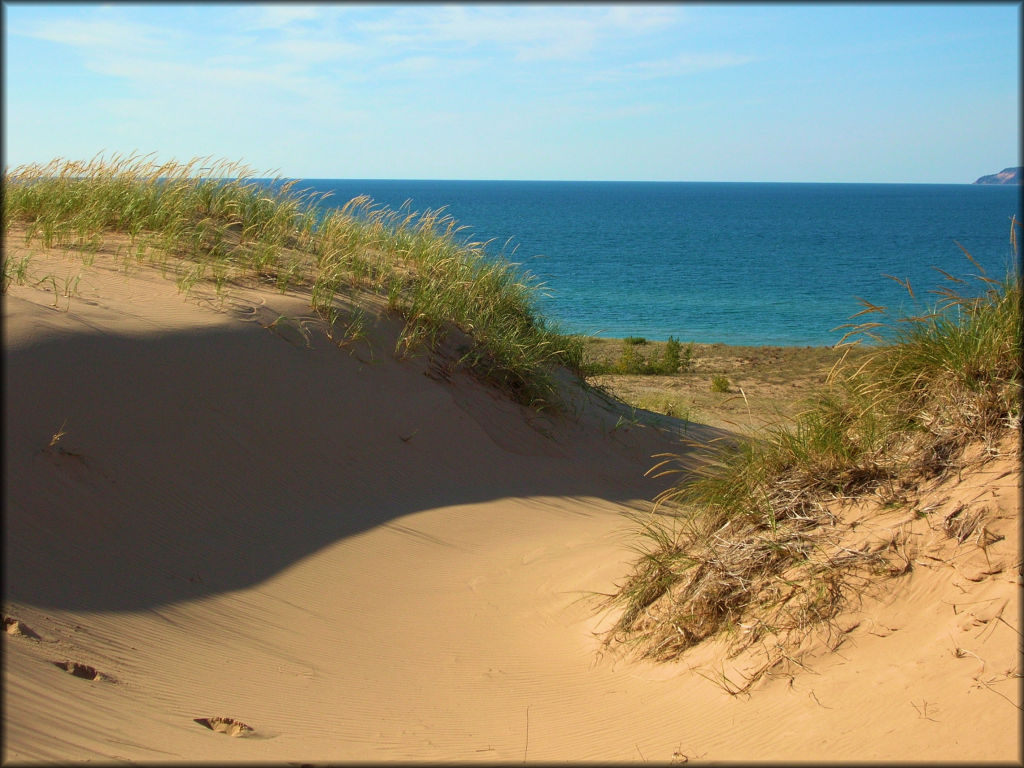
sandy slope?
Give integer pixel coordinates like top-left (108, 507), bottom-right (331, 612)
top-left (3, 246), bottom-right (1021, 763)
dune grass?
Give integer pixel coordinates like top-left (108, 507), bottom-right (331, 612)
top-left (602, 219), bottom-right (1021, 672)
top-left (2, 153), bottom-right (582, 410)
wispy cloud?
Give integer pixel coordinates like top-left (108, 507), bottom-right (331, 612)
top-left (354, 4), bottom-right (686, 62)
top-left (12, 8), bottom-right (338, 102)
top-left (264, 38), bottom-right (365, 65)
top-left (5, 2), bottom-right (1015, 181)
top-left (7, 3), bottom-right (761, 162)
top-left (17, 16), bottom-right (172, 54)
top-left (239, 4), bottom-right (323, 31)
top-left (11, 5), bottom-right (714, 94)
top-left (593, 52), bottom-right (759, 82)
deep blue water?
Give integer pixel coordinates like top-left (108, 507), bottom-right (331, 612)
top-left (286, 180), bottom-right (1020, 346)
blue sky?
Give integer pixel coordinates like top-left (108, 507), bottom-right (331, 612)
top-left (3, 3), bottom-right (1019, 182)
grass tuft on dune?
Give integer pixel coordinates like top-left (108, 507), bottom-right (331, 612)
top-left (2, 153), bottom-right (582, 410)
top-left (602, 218), bottom-right (1021, 677)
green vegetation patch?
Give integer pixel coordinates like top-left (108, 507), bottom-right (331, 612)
top-left (2, 154), bottom-right (582, 411)
top-left (584, 335), bottom-right (694, 376)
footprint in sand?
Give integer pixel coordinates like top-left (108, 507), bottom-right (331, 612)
top-left (4, 616), bottom-right (42, 640)
top-left (224, 297), bottom-right (261, 318)
top-left (194, 716), bottom-right (255, 738)
top-left (52, 660), bottom-right (114, 682)
top-left (264, 315), bottom-right (314, 348)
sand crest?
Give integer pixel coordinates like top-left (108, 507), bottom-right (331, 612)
top-left (3, 245), bottom-right (1020, 762)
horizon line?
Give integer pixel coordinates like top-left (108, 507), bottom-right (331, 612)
top-left (269, 177), bottom-right (1001, 186)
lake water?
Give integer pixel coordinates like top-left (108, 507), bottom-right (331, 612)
top-left (288, 180), bottom-right (1020, 346)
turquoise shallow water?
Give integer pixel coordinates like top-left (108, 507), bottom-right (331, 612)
top-left (287, 180), bottom-right (1020, 346)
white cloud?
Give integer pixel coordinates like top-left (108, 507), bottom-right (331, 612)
top-left (265, 38), bottom-right (365, 65)
top-left (12, 8), bottom-right (342, 106)
top-left (5, 3), bottom-right (749, 172)
top-left (17, 16), bottom-right (171, 53)
top-left (432, 6), bottom-right (600, 61)
top-left (354, 4), bottom-right (686, 62)
top-left (604, 5), bottom-right (683, 32)
top-left (12, 5), bottom-right (704, 100)
top-left (241, 5), bottom-right (323, 31)
top-left (378, 54), bottom-right (483, 80)
top-left (594, 51), bottom-right (759, 82)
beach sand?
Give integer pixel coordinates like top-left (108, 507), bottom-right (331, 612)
top-left (4, 243), bottom-right (1020, 762)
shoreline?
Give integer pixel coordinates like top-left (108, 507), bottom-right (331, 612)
top-left (581, 335), bottom-right (843, 351)
top-left (562, 328), bottom-right (852, 350)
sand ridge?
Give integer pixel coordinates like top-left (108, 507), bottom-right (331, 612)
top-left (3, 244), bottom-right (1020, 762)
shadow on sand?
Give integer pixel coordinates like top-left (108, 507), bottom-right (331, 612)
top-left (5, 310), bottom-right (730, 612)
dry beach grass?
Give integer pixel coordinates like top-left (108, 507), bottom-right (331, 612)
top-left (595, 228), bottom-right (1021, 690)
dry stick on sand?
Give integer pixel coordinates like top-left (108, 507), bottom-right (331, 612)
top-left (523, 705), bottom-right (530, 762)
top-left (48, 418), bottom-right (68, 448)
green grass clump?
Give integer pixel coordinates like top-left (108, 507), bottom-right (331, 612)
top-left (3, 154), bottom-right (581, 410)
top-left (710, 374), bottom-right (730, 393)
top-left (603, 222), bottom-right (1021, 671)
top-left (1, 253), bottom-right (32, 291)
top-left (585, 335), bottom-right (693, 376)
top-left (634, 397), bottom-right (692, 422)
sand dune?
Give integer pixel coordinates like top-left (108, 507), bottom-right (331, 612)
top-left (4, 247), bottom-right (1020, 762)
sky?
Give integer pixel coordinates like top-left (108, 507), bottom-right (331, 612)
top-left (2, 2), bottom-right (1020, 183)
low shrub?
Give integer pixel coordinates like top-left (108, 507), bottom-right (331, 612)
top-left (710, 374), bottom-right (730, 392)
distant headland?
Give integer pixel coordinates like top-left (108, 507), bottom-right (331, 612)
top-left (973, 167), bottom-right (1021, 184)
